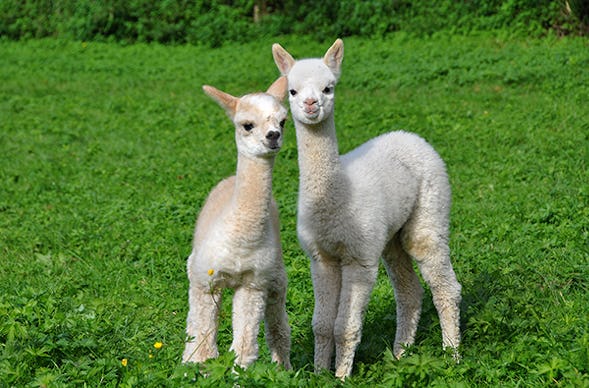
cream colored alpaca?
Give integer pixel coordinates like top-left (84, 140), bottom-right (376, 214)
top-left (182, 77), bottom-right (291, 370)
top-left (272, 39), bottom-right (461, 378)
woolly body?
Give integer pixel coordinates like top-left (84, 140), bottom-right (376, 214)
top-left (273, 39), bottom-right (461, 378)
top-left (298, 131), bottom-right (448, 263)
top-left (182, 78), bottom-right (291, 369)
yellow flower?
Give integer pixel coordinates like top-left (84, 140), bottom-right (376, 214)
top-left (154, 341), bottom-right (163, 349)
top-left (121, 358), bottom-right (128, 367)
top-left (207, 269), bottom-right (215, 276)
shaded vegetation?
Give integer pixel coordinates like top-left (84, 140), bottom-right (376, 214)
top-left (1, 0), bottom-right (588, 46)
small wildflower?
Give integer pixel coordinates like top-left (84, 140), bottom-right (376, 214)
top-left (149, 353), bottom-right (154, 359)
top-left (154, 341), bottom-right (163, 349)
top-left (207, 269), bottom-right (214, 276)
top-left (121, 358), bottom-right (128, 367)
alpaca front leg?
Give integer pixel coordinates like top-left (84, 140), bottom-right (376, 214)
top-left (311, 256), bottom-right (342, 372)
top-left (183, 285), bottom-right (222, 364)
top-left (230, 286), bottom-right (266, 368)
top-left (333, 261), bottom-right (379, 379)
top-left (264, 280), bottom-right (292, 369)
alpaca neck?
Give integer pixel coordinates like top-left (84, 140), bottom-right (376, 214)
top-left (231, 153), bottom-right (275, 234)
top-left (294, 116), bottom-right (346, 204)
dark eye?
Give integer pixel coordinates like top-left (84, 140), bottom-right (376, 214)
top-left (243, 123), bottom-right (254, 131)
top-left (322, 86), bottom-right (332, 94)
top-left (279, 119), bottom-right (286, 128)
top-left (289, 89), bottom-right (297, 96)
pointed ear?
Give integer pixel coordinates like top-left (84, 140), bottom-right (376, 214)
top-left (266, 76), bottom-right (288, 102)
top-left (202, 85), bottom-right (238, 118)
top-left (323, 38), bottom-right (344, 80)
top-left (272, 43), bottom-right (296, 76)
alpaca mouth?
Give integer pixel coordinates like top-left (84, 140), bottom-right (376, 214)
top-left (304, 108), bottom-right (320, 119)
top-left (303, 104), bottom-right (320, 115)
top-left (266, 140), bottom-right (281, 150)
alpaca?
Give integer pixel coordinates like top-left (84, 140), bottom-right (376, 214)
top-left (182, 77), bottom-right (291, 370)
top-left (272, 39), bottom-right (461, 378)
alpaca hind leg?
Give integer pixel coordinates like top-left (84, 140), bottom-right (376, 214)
top-left (403, 232), bottom-right (462, 356)
top-left (183, 285), bottom-right (222, 363)
top-left (230, 287), bottom-right (266, 368)
top-left (333, 261), bottom-right (379, 379)
top-left (382, 237), bottom-right (424, 359)
top-left (264, 277), bottom-right (292, 369)
top-left (311, 255), bottom-right (341, 372)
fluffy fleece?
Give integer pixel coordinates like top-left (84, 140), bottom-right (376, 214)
top-left (182, 77), bottom-right (291, 369)
top-left (272, 39), bottom-right (461, 378)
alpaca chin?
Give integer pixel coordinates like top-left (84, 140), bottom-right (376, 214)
top-left (295, 107), bottom-right (326, 125)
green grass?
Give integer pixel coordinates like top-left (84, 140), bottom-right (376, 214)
top-left (1, 33), bottom-right (588, 386)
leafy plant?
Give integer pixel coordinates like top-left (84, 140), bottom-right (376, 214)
top-left (1, 0), bottom-right (588, 45)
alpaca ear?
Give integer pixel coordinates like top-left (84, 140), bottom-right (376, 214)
top-left (266, 76), bottom-right (288, 102)
top-left (323, 38), bottom-right (344, 80)
top-left (272, 43), bottom-right (296, 76)
top-left (203, 85), bottom-right (238, 118)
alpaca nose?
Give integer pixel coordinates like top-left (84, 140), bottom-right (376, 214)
top-left (304, 97), bottom-right (317, 106)
top-left (266, 131), bottom-right (280, 140)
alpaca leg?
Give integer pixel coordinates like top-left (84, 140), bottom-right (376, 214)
top-left (333, 261), bottom-right (379, 379)
top-left (183, 285), bottom-right (222, 363)
top-left (311, 255), bottom-right (341, 372)
top-left (264, 277), bottom-right (292, 369)
top-left (230, 286), bottom-right (266, 368)
top-left (382, 238), bottom-right (424, 359)
top-left (404, 233), bottom-right (462, 355)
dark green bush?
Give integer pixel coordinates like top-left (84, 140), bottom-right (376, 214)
top-left (567, 0), bottom-right (589, 33)
top-left (0, 0), bottom-right (587, 45)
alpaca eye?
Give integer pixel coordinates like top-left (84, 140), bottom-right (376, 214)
top-left (279, 119), bottom-right (286, 128)
top-left (322, 86), bottom-right (332, 94)
top-left (289, 89), bottom-right (297, 96)
top-left (243, 123), bottom-right (254, 131)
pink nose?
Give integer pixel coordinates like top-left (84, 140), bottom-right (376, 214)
top-left (304, 98), bottom-right (317, 106)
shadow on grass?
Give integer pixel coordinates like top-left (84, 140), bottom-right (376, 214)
top-left (354, 269), bottom-right (498, 366)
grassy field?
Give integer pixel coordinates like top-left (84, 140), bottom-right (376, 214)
top-left (1, 33), bottom-right (588, 386)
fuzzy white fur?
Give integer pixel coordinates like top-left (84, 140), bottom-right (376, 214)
top-left (272, 39), bottom-right (461, 378)
top-left (182, 77), bottom-right (291, 370)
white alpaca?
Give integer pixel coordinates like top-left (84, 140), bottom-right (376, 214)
top-left (182, 77), bottom-right (291, 370)
top-left (272, 39), bottom-right (461, 378)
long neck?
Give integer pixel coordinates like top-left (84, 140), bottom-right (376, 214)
top-left (231, 153), bottom-right (275, 234)
top-left (294, 115), bottom-right (346, 204)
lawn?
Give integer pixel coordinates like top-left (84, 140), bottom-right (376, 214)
top-left (0, 33), bottom-right (588, 386)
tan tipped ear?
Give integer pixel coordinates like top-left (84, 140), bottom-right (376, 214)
top-left (272, 43), bottom-right (296, 76)
top-left (266, 76), bottom-right (288, 102)
top-left (202, 85), bottom-right (239, 117)
top-left (323, 38), bottom-right (344, 80)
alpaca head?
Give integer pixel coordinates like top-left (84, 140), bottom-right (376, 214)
top-left (272, 39), bottom-right (344, 126)
top-left (203, 77), bottom-right (288, 158)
